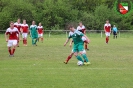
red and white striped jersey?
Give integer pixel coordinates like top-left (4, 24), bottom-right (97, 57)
top-left (21, 24), bottom-right (29, 33)
top-left (104, 23), bottom-right (111, 32)
top-left (5, 27), bottom-right (19, 40)
top-left (14, 22), bottom-right (21, 32)
top-left (77, 25), bottom-right (86, 34)
top-left (37, 26), bottom-right (43, 34)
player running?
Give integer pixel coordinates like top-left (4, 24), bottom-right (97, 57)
top-left (104, 20), bottom-right (111, 44)
top-left (64, 25), bottom-right (91, 65)
top-left (64, 31), bottom-right (90, 64)
top-left (14, 18), bottom-right (21, 47)
top-left (5, 21), bottom-right (20, 57)
top-left (37, 22), bottom-right (44, 43)
top-left (112, 25), bottom-right (118, 39)
top-left (77, 22), bottom-right (89, 50)
top-left (21, 20), bottom-right (29, 46)
top-left (29, 21), bottom-right (38, 46)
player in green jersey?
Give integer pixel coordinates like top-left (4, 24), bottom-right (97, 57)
top-left (64, 25), bottom-right (91, 65)
top-left (29, 21), bottom-right (38, 46)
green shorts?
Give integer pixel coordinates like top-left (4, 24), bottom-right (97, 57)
top-left (31, 34), bottom-right (38, 39)
top-left (73, 43), bottom-right (84, 52)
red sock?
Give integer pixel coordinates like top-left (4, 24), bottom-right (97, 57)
top-left (41, 38), bottom-right (43, 42)
top-left (8, 48), bottom-right (12, 55)
top-left (106, 37), bottom-right (108, 43)
top-left (25, 39), bottom-right (27, 45)
top-left (85, 43), bottom-right (88, 49)
top-left (12, 49), bottom-right (15, 55)
top-left (66, 55), bottom-right (72, 62)
top-left (23, 39), bottom-right (25, 44)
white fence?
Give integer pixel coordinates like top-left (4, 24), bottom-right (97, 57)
top-left (0, 30), bottom-right (133, 38)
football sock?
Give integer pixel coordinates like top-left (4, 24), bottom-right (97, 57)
top-left (12, 49), bottom-right (15, 55)
top-left (85, 43), bottom-right (88, 49)
top-left (8, 48), bottom-right (12, 55)
top-left (23, 39), bottom-right (25, 44)
top-left (66, 55), bottom-right (72, 62)
top-left (76, 55), bottom-right (83, 62)
top-left (35, 39), bottom-right (38, 44)
top-left (82, 54), bottom-right (89, 62)
top-left (106, 37), bottom-right (108, 43)
top-left (25, 39), bottom-right (27, 45)
top-left (32, 39), bottom-right (34, 45)
top-left (41, 38), bottom-right (43, 42)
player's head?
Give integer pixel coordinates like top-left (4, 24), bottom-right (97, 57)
top-left (10, 21), bottom-right (14, 28)
top-left (69, 25), bottom-right (75, 32)
top-left (79, 22), bottom-right (83, 27)
top-left (23, 20), bottom-right (26, 24)
top-left (17, 18), bottom-right (21, 23)
top-left (113, 25), bottom-right (116, 27)
top-left (106, 20), bottom-right (109, 23)
top-left (39, 22), bottom-right (41, 26)
top-left (32, 21), bottom-right (35, 25)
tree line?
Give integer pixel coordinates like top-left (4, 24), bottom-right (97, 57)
top-left (0, 0), bottom-right (133, 30)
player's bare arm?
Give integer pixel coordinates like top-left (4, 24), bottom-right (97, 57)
top-left (5, 33), bottom-right (8, 42)
top-left (64, 38), bottom-right (70, 46)
top-left (69, 40), bottom-right (73, 47)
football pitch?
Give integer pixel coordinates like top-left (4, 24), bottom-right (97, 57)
top-left (0, 33), bottom-right (133, 88)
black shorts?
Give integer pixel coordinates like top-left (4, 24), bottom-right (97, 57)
top-left (113, 31), bottom-right (117, 35)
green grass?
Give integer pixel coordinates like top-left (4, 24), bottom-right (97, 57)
top-left (0, 33), bottom-right (133, 88)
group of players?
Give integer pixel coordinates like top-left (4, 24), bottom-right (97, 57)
top-left (5, 19), bottom-right (117, 66)
top-left (63, 20), bottom-right (117, 65)
top-left (5, 19), bottom-right (44, 57)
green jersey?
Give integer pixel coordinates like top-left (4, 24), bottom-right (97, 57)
top-left (30, 25), bottom-right (38, 34)
top-left (68, 30), bottom-right (84, 44)
top-left (30, 25), bottom-right (38, 39)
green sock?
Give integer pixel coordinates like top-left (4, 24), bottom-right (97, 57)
top-left (76, 55), bottom-right (83, 62)
top-left (82, 54), bottom-right (89, 62)
top-left (32, 39), bottom-right (34, 45)
top-left (35, 39), bottom-right (38, 44)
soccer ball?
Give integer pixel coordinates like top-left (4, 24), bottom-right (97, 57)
top-left (77, 61), bottom-right (83, 66)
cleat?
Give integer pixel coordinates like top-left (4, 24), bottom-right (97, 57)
top-left (64, 61), bottom-right (68, 64)
top-left (84, 62), bottom-right (91, 65)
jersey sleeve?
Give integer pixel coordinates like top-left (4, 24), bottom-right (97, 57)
top-left (76, 30), bottom-right (84, 36)
top-left (5, 29), bottom-right (9, 35)
top-left (68, 32), bottom-right (72, 39)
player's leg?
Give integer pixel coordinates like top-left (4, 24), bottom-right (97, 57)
top-left (22, 33), bottom-right (25, 45)
top-left (73, 44), bottom-right (83, 62)
top-left (82, 36), bottom-right (90, 50)
top-left (24, 33), bottom-right (28, 46)
top-left (105, 33), bottom-right (109, 44)
top-left (7, 40), bottom-right (12, 56)
top-left (74, 52), bottom-right (83, 62)
top-left (11, 40), bottom-right (17, 56)
top-left (78, 44), bottom-right (90, 65)
top-left (64, 52), bottom-right (74, 64)
top-left (41, 34), bottom-right (43, 43)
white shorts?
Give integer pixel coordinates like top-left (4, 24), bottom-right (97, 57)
top-left (105, 32), bottom-right (110, 36)
top-left (22, 33), bottom-right (28, 38)
top-left (82, 36), bottom-right (86, 42)
top-left (71, 49), bottom-right (86, 54)
top-left (7, 40), bottom-right (17, 47)
top-left (38, 34), bottom-right (43, 37)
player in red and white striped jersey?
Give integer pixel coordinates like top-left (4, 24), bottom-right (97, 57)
top-left (14, 19), bottom-right (21, 47)
top-left (37, 23), bottom-right (44, 43)
top-left (21, 20), bottom-right (29, 46)
top-left (104, 20), bottom-right (111, 44)
top-left (5, 21), bottom-right (20, 57)
top-left (77, 22), bottom-right (89, 50)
